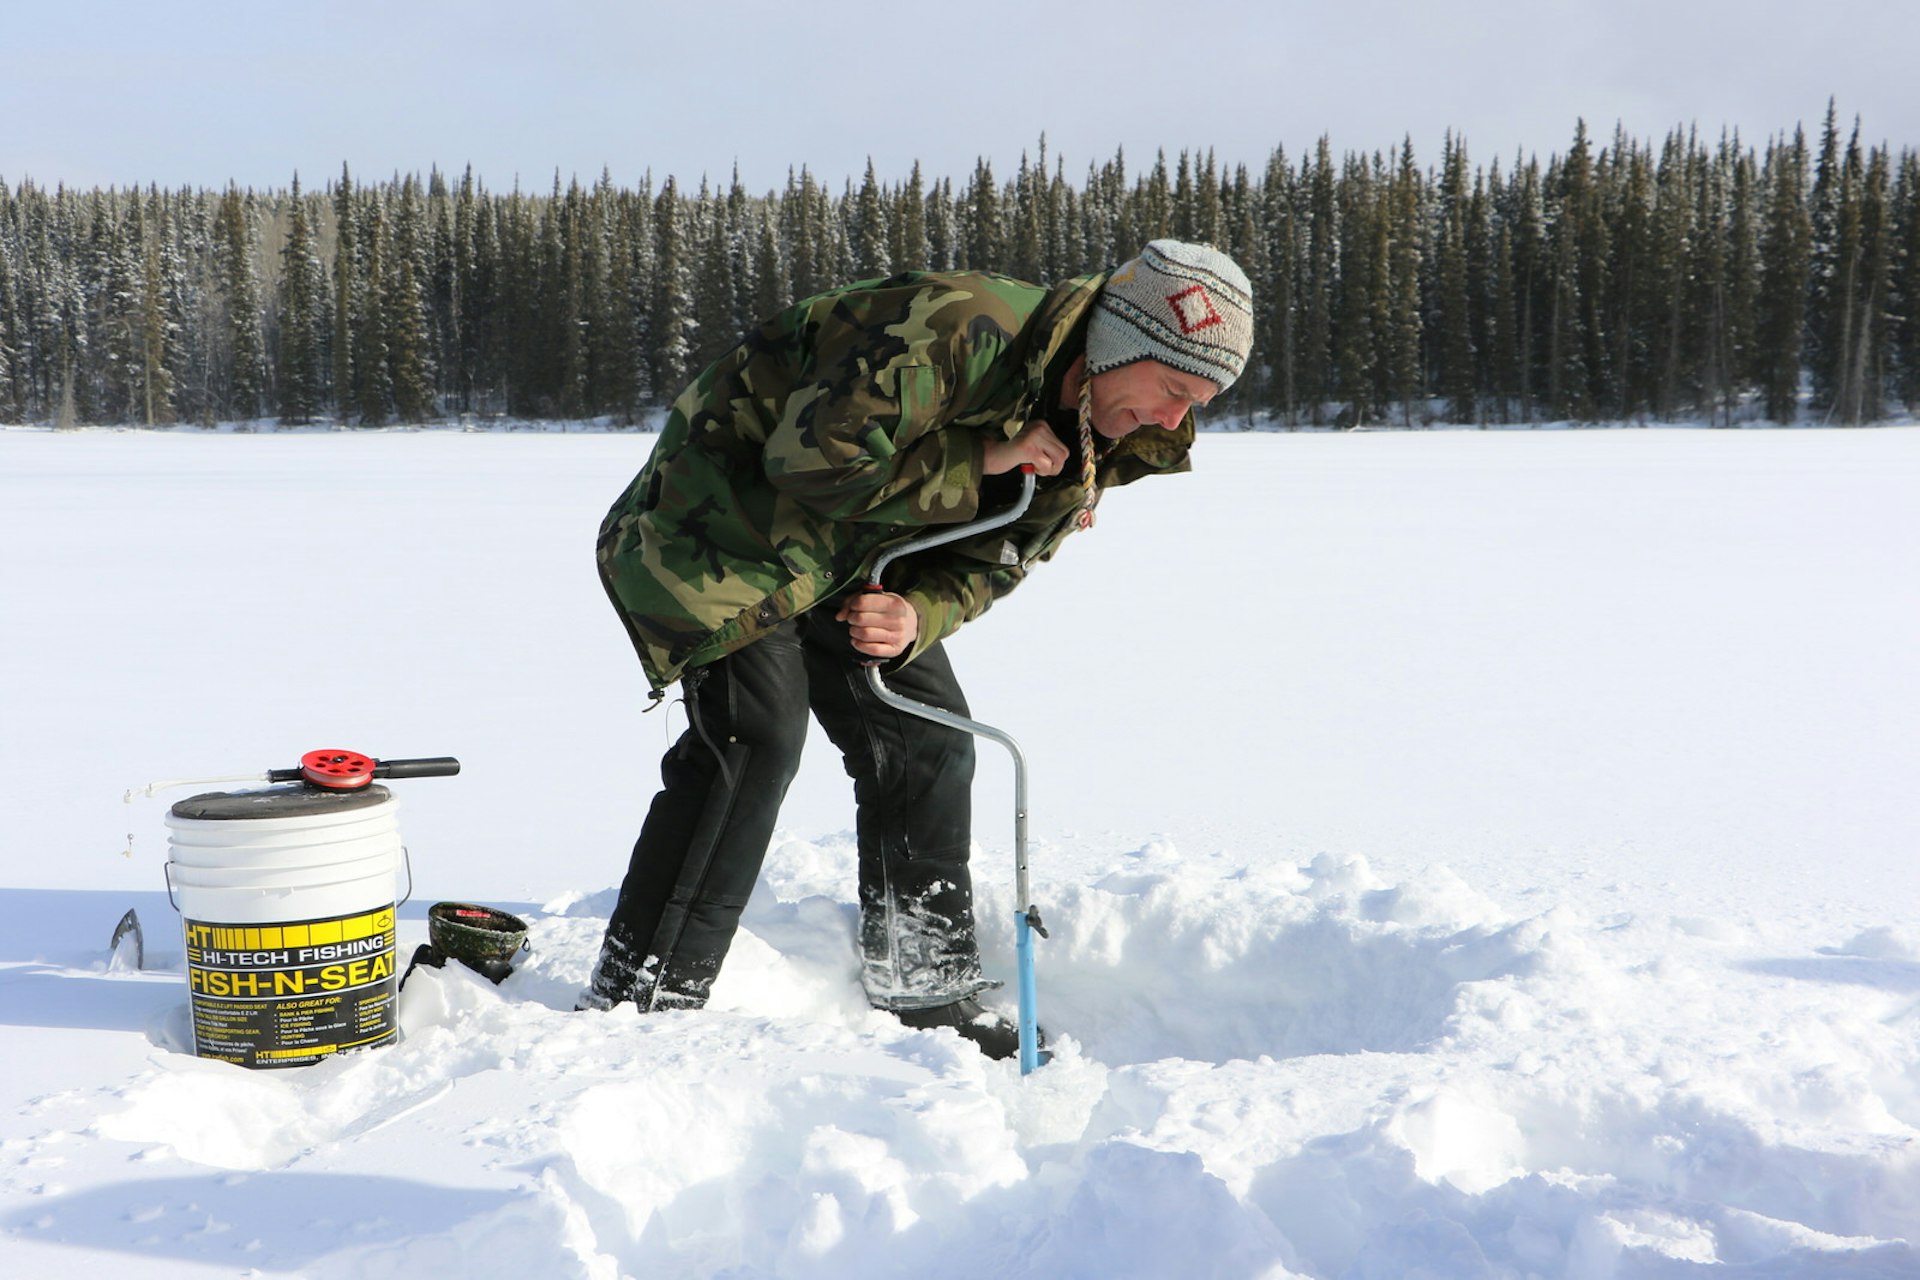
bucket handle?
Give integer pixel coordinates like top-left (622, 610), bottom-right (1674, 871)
top-left (163, 861), bottom-right (179, 913)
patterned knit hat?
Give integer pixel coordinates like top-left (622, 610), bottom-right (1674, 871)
top-left (1086, 240), bottom-right (1254, 391)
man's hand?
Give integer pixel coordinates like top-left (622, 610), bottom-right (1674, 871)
top-left (837, 590), bottom-right (920, 658)
top-left (984, 420), bottom-right (1069, 476)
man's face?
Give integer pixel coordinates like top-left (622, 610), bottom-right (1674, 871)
top-left (1086, 359), bottom-right (1219, 439)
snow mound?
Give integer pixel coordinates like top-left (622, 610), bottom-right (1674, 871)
top-left (12, 838), bottom-right (1915, 1278)
top-left (1038, 850), bottom-right (1528, 1064)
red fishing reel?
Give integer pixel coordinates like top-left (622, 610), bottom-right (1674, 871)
top-left (267, 749), bottom-right (462, 790)
top-left (297, 749), bottom-right (377, 788)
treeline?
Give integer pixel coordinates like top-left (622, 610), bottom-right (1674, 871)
top-left (2, 107), bottom-right (1917, 430)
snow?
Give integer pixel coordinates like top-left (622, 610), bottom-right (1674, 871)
top-left (2, 424), bottom-right (1917, 1279)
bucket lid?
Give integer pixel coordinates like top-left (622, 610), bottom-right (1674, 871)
top-left (170, 782), bottom-right (394, 821)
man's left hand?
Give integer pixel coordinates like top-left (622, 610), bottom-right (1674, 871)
top-left (837, 590), bottom-right (920, 658)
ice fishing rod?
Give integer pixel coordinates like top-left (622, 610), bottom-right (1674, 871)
top-left (863, 464), bottom-right (1046, 1075)
top-left (126, 749), bottom-right (461, 801)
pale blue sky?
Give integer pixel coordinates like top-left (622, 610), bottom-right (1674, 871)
top-left (7, 0), bottom-right (1917, 192)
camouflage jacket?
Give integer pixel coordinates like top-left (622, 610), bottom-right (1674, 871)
top-left (596, 268), bottom-right (1194, 695)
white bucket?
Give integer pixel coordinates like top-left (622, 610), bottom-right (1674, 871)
top-left (166, 783), bottom-right (409, 1069)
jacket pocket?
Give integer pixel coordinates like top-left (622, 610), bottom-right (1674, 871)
top-left (887, 363), bottom-right (942, 451)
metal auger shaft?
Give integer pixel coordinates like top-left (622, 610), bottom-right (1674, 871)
top-left (863, 466), bottom-right (1045, 1073)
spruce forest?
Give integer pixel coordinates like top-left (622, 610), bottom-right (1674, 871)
top-left (3, 109), bottom-right (1917, 430)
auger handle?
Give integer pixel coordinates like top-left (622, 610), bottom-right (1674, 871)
top-left (865, 464), bottom-right (1036, 591)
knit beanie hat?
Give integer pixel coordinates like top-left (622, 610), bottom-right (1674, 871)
top-left (1086, 240), bottom-right (1254, 391)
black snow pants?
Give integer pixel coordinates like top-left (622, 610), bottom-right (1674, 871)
top-left (589, 608), bottom-right (990, 1012)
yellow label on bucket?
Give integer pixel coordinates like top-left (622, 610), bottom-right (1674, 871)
top-left (183, 906), bottom-right (399, 1068)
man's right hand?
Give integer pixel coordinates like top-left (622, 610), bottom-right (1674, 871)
top-left (983, 421), bottom-right (1069, 477)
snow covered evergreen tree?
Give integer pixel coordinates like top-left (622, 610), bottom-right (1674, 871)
top-left (1385, 140), bottom-right (1424, 425)
top-left (387, 176), bottom-right (438, 422)
top-left (1757, 130), bottom-right (1813, 423)
top-left (332, 165), bottom-right (359, 421)
top-left (926, 176), bottom-right (957, 272)
top-left (1259, 146), bottom-right (1297, 420)
top-left (1892, 152), bottom-right (1920, 411)
top-left (852, 158), bottom-right (889, 279)
top-left (1723, 138), bottom-right (1763, 421)
top-left (893, 161), bottom-right (930, 274)
top-left (651, 175), bottom-right (697, 400)
top-left (693, 177), bottom-right (743, 374)
top-left (965, 159), bottom-right (1000, 272)
top-left (1009, 149), bottom-right (1044, 283)
top-left (1335, 154), bottom-right (1379, 425)
top-left (214, 185), bottom-right (266, 420)
top-left (1301, 139), bottom-right (1338, 424)
top-left (353, 195), bottom-right (394, 425)
top-left (622, 177), bottom-right (656, 414)
top-left (275, 176), bottom-right (327, 424)
top-left (0, 235), bottom-right (17, 421)
top-left (1433, 134), bottom-right (1476, 424)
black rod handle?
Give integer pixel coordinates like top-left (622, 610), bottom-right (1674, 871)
top-left (373, 756), bottom-right (462, 780)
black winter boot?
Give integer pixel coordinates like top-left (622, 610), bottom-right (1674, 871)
top-left (894, 997), bottom-right (1042, 1061)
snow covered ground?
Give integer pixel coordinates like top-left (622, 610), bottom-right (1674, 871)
top-left (2, 423), bottom-right (1916, 1279)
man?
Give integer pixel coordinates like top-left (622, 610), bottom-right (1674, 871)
top-left (583, 240), bottom-right (1254, 1058)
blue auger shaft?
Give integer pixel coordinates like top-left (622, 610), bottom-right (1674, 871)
top-left (1015, 906), bottom-right (1041, 1074)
